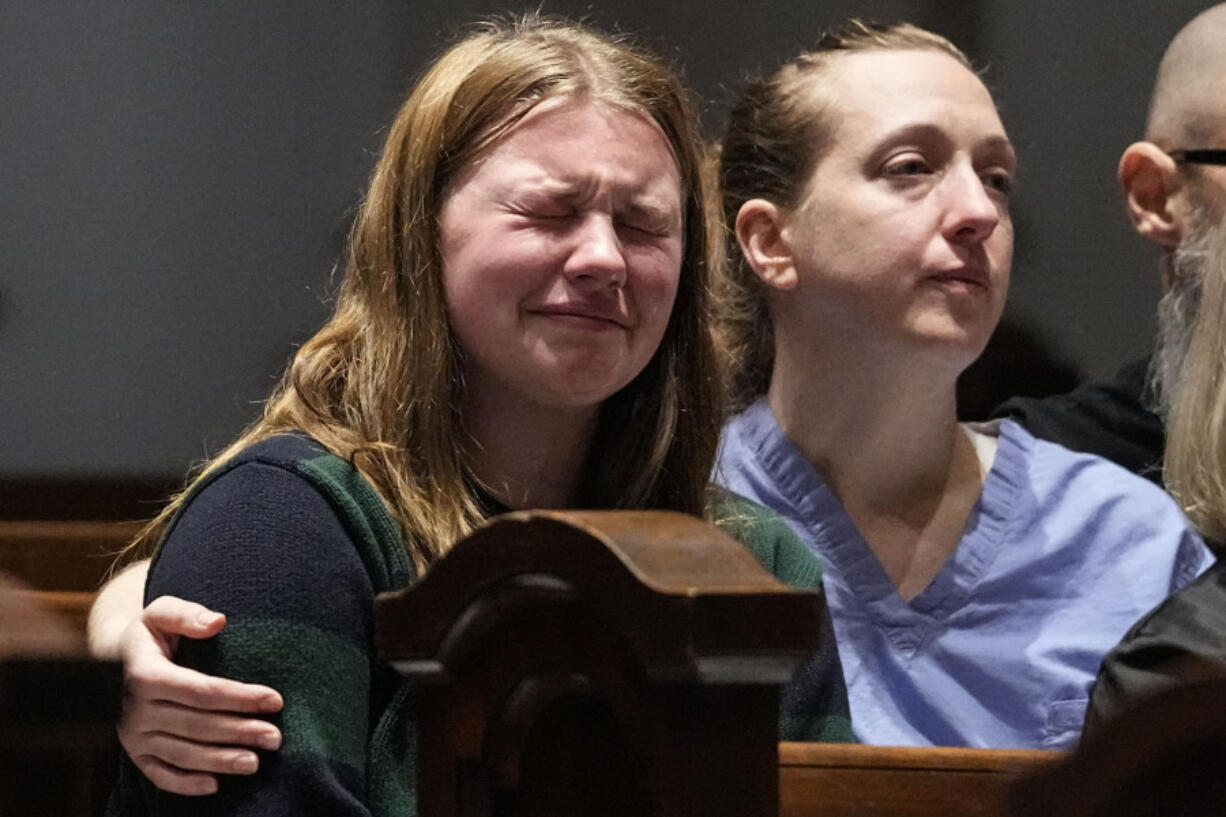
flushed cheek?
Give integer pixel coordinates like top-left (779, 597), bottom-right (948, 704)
top-left (636, 269), bottom-right (681, 339)
top-left (645, 265), bottom-right (680, 310)
top-left (445, 275), bottom-right (537, 362)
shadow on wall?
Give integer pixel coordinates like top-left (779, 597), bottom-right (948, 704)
top-left (957, 318), bottom-right (1083, 422)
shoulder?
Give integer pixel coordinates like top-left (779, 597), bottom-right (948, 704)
top-left (707, 486), bottom-right (823, 590)
top-left (150, 434), bottom-right (410, 606)
top-left (997, 419), bottom-right (1210, 583)
top-left (1121, 560), bottom-right (1226, 647)
top-left (993, 359), bottom-right (1152, 424)
top-left (1088, 559), bottom-right (1226, 729)
top-left (1003, 419), bottom-right (1180, 516)
top-left (150, 447), bottom-right (366, 605)
top-left (157, 433), bottom-right (411, 593)
top-left (160, 434), bottom-right (352, 560)
top-left (165, 439), bottom-right (343, 552)
top-left (164, 434), bottom-right (350, 532)
top-left (198, 433), bottom-right (370, 503)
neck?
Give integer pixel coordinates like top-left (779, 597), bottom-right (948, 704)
top-left (461, 386), bottom-right (598, 511)
top-left (768, 330), bottom-right (964, 506)
top-left (767, 328), bottom-right (986, 600)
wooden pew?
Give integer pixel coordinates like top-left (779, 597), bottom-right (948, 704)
top-left (0, 519), bottom-right (141, 592)
top-left (0, 519), bottom-right (130, 638)
top-left (0, 655), bottom-right (123, 816)
top-left (0, 510), bottom-right (1066, 816)
top-left (780, 742), bottom-right (1058, 817)
top-left (0, 574), bottom-right (122, 817)
top-left (0, 474), bottom-right (170, 598)
top-left (0, 506), bottom-right (1065, 816)
top-left (376, 510), bottom-right (1063, 816)
top-left (378, 510), bottom-right (822, 817)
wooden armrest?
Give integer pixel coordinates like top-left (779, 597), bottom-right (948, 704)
top-left (0, 520), bottom-right (141, 591)
top-left (778, 742), bottom-right (1062, 817)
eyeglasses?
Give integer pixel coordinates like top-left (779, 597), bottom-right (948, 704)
top-left (1168, 149), bottom-right (1226, 166)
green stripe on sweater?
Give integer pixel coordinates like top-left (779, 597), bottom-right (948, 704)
top-left (298, 452), bottom-right (414, 592)
top-left (178, 619), bottom-right (372, 775)
top-left (710, 493), bottom-right (824, 590)
top-left (785, 712), bottom-right (855, 743)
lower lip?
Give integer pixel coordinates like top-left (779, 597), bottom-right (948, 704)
top-left (531, 312), bottom-right (623, 330)
top-left (928, 276), bottom-right (988, 295)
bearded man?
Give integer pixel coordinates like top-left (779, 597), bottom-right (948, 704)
top-left (1079, 3), bottom-right (1226, 731)
top-left (993, 5), bottom-right (1226, 489)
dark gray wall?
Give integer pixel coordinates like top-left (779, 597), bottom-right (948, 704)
top-left (0, 1), bottom-right (1216, 479)
top-left (984, 0), bottom-right (1211, 382)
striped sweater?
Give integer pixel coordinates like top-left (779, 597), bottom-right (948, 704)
top-left (107, 434), bottom-right (850, 816)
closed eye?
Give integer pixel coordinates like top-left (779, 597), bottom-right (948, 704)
top-left (617, 221), bottom-right (671, 239)
top-left (516, 208), bottom-right (574, 221)
top-left (505, 196), bottom-right (576, 221)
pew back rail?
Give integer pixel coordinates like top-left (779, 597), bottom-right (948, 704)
top-left (377, 510), bottom-right (826, 817)
top-left (780, 742), bottom-right (1060, 817)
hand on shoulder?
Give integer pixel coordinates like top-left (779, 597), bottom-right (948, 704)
top-left (118, 594), bottom-right (285, 795)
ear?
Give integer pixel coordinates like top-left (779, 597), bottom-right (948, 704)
top-left (734, 199), bottom-right (798, 291)
top-left (1118, 141), bottom-right (1183, 250)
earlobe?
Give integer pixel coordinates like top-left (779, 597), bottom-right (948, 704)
top-left (1118, 142), bottom-right (1183, 250)
top-left (734, 199), bottom-right (798, 291)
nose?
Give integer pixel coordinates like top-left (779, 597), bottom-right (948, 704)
top-left (941, 164), bottom-right (1000, 246)
top-left (563, 214), bottom-right (627, 289)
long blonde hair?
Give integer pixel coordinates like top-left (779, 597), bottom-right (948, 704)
top-left (1164, 212), bottom-right (1226, 544)
top-left (130, 15), bottom-right (722, 573)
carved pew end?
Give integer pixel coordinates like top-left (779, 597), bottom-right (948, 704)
top-left (377, 511), bottom-right (824, 817)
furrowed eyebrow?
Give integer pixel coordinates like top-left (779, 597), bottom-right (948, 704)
top-left (623, 199), bottom-right (679, 227)
top-left (500, 165), bottom-right (680, 229)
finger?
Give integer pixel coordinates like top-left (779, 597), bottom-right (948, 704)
top-left (134, 732), bottom-right (263, 777)
top-left (127, 662), bottom-right (284, 714)
top-left (130, 755), bottom-right (220, 797)
top-left (123, 700), bottom-right (282, 751)
top-left (142, 595), bottom-right (228, 640)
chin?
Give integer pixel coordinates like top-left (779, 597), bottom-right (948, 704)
top-left (906, 323), bottom-right (995, 371)
top-left (527, 356), bottom-right (645, 409)
top-left (912, 306), bottom-right (998, 343)
top-left (531, 378), bottom-right (634, 412)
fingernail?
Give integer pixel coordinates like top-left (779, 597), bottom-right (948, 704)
top-left (258, 731), bottom-right (281, 751)
top-left (196, 610), bottom-right (221, 626)
top-left (234, 753), bottom-right (258, 774)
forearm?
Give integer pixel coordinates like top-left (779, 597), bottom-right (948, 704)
top-left (132, 461), bottom-right (382, 813)
top-left (88, 559), bottom-right (150, 659)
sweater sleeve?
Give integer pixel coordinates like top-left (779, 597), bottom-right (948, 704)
top-left (712, 492), bottom-right (855, 743)
top-left (134, 461), bottom-right (381, 816)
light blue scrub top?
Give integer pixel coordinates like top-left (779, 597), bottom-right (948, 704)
top-left (716, 400), bottom-right (1212, 749)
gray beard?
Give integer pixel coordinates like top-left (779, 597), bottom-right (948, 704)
top-left (1147, 209), bottom-right (1212, 419)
